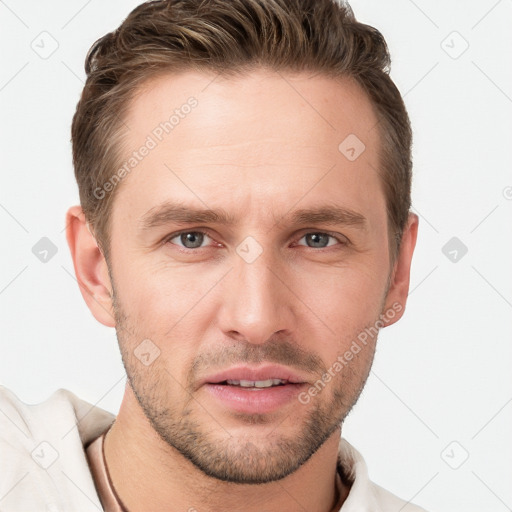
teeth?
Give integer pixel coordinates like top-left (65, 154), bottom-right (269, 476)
top-left (254, 379), bottom-right (273, 388)
top-left (225, 379), bottom-right (286, 388)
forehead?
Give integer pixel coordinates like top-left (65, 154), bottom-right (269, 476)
top-left (112, 69), bottom-right (384, 230)
top-left (124, 69), bottom-right (379, 151)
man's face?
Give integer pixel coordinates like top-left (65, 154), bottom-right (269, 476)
top-left (107, 69), bottom-right (396, 483)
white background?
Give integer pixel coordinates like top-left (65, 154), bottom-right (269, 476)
top-left (1, 1), bottom-right (511, 511)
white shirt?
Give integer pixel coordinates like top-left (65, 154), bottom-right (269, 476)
top-left (0, 386), bottom-right (428, 511)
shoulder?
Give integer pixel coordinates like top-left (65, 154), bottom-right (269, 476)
top-left (0, 385), bottom-right (115, 446)
top-left (370, 482), bottom-right (429, 511)
top-left (337, 437), bottom-right (429, 512)
top-left (0, 385), bottom-right (115, 510)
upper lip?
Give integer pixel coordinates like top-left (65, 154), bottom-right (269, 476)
top-left (200, 364), bottom-right (309, 387)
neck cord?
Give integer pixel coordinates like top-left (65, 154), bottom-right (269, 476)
top-left (102, 425), bottom-right (130, 512)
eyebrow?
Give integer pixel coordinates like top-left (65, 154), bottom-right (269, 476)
top-left (139, 201), bottom-right (367, 231)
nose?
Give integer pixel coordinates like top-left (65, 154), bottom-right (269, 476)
top-left (216, 248), bottom-right (297, 345)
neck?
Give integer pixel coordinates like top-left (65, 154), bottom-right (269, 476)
top-left (104, 384), bottom-right (348, 512)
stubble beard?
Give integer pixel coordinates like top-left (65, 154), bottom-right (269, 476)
top-left (111, 287), bottom-right (378, 484)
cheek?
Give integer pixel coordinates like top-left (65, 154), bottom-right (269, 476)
top-left (293, 264), bottom-right (387, 374)
top-left (112, 263), bottom-right (217, 374)
top-left (302, 265), bottom-right (387, 326)
top-left (114, 254), bottom-right (216, 322)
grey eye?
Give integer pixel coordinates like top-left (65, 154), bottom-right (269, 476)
top-left (177, 232), bottom-right (206, 249)
top-left (304, 233), bottom-right (332, 248)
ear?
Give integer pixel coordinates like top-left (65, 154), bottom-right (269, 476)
top-left (381, 212), bottom-right (419, 327)
top-left (65, 205), bottom-right (116, 327)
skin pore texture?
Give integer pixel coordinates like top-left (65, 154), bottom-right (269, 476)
top-left (66, 69), bottom-right (418, 512)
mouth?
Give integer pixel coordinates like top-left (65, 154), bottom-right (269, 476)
top-left (201, 364), bottom-right (308, 388)
top-left (200, 365), bottom-right (309, 414)
top-left (221, 378), bottom-right (288, 389)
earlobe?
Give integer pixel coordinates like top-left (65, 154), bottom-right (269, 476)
top-left (382, 212), bottom-right (419, 328)
top-left (65, 205), bottom-right (116, 327)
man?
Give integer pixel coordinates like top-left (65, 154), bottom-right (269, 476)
top-left (0, 0), bottom-right (425, 510)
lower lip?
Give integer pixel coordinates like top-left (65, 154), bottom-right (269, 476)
top-left (204, 383), bottom-right (306, 415)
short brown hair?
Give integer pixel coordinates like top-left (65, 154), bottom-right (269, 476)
top-left (71, 0), bottom-right (412, 264)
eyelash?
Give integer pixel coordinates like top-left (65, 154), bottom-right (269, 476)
top-left (163, 230), bottom-right (349, 251)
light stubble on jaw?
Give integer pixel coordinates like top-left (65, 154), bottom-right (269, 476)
top-left (107, 251), bottom-right (385, 483)
top-left (115, 331), bottom-right (343, 482)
